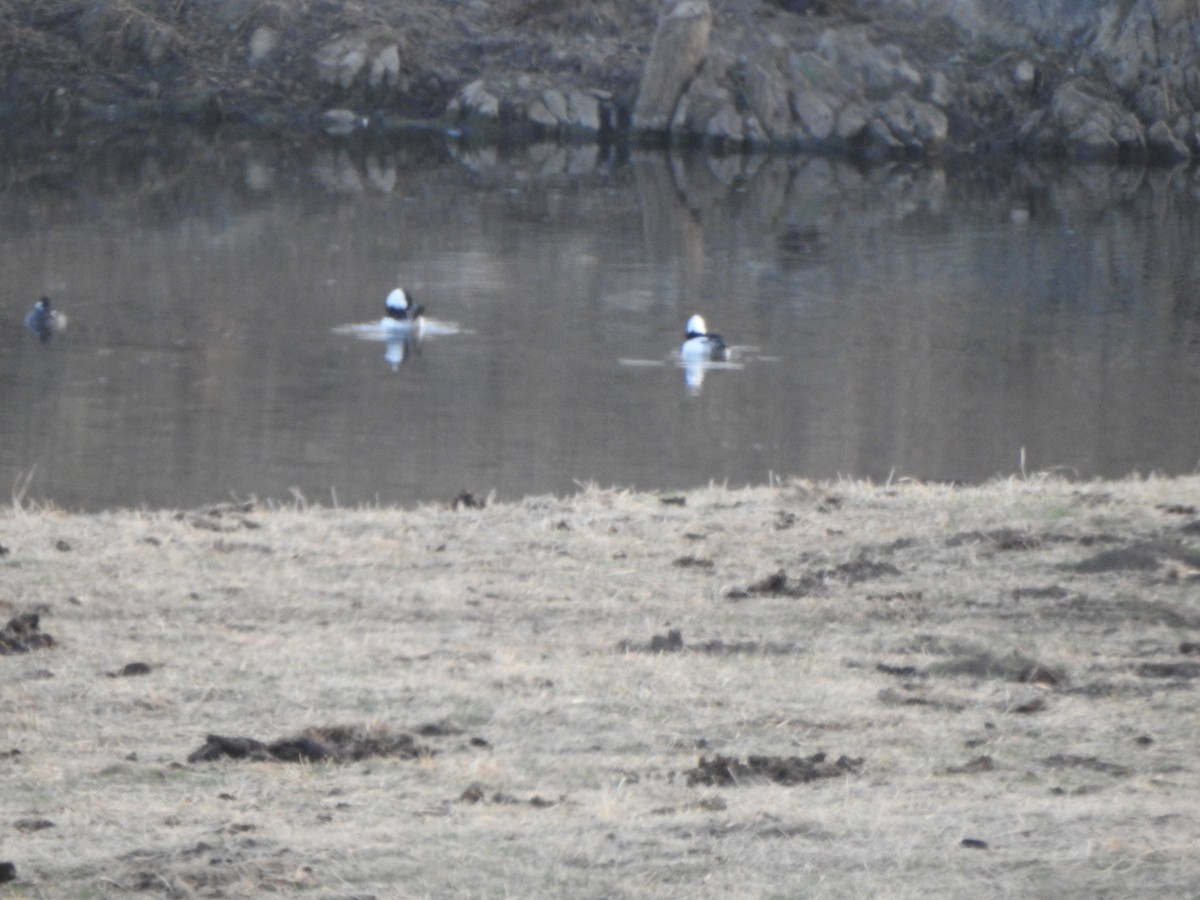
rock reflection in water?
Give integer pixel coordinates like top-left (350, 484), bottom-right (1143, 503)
top-left (0, 128), bottom-right (1198, 511)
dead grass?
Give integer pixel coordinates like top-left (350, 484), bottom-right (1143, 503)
top-left (2, 474), bottom-right (1200, 897)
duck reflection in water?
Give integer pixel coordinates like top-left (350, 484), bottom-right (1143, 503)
top-left (383, 329), bottom-right (422, 370)
top-left (25, 296), bottom-right (67, 342)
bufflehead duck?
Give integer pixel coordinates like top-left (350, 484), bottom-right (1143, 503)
top-left (384, 287), bottom-right (424, 325)
top-left (25, 296), bottom-right (65, 341)
top-left (680, 314), bottom-right (727, 361)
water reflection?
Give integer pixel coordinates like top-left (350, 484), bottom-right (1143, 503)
top-left (333, 317), bottom-right (462, 372)
top-left (383, 332), bottom-right (419, 371)
top-left (680, 358), bottom-right (738, 396)
top-left (2, 125), bottom-right (1198, 511)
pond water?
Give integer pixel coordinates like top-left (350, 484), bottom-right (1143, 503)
top-left (2, 128), bottom-right (1198, 512)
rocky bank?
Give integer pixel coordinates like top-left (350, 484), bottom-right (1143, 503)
top-left (3, 0), bottom-right (1200, 163)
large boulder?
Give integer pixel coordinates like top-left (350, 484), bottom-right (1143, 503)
top-left (632, 0), bottom-right (713, 133)
top-left (1048, 79), bottom-right (1147, 161)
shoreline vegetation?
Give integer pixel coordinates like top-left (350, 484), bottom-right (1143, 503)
top-left (3, 473), bottom-right (1200, 895)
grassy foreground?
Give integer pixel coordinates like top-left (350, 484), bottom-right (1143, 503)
top-left (2, 475), bottom-right (1199, 898)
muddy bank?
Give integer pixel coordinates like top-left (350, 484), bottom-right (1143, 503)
top-left (4, 1), bottom-right (1200, 163)
top-left (3, 475), bottom-right (1200, 895)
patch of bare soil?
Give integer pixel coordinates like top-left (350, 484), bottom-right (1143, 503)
top-left (3, 474), bottom-right (1200, 897)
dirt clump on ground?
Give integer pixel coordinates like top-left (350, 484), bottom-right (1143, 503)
top-left (187, 723), bottom-right (436, 764)
top-left (0, 611), bottom-right (54, 654)
top-left (686, 751), bottom-right (864, 786)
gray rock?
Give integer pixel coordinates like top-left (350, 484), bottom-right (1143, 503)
top-left (865, 44), bottom-right (923, 99)
top-left (1016, 108), bottom-right (1055, 154)
top-left (817, 29), bottom-right (921, 100)
top-left (528, 88), bottom-right (601, 134)
top-left (742, 113), bottom-right (770, 149)
top-left (1049, 80), bottom-right (1145, 158)
top-left (1091, 2), bottom-right (1167, 92)
top-left (316, 30), bottom-right (403, 92)
top-left (734, 59), bottom-right (791, 142)
top-left (1133, 82), bottom-right (1171, 125)
top-left (526, 97), bottom-right (559, 130)
top-left (927, 70), bottom-right (953, 107)
top-left (1110, 116), bottom-right (1146, 155)
top-left (1183, 66), bottom-right (1200, 111)
top-left (1146, 120), bottom-right (1190, 162)
top-left (672, 69), bottom-right (734, 142)
top-left (1050, 80), bottom-right (1102, 133)
top-left (1068, 118), bottom-right (1120, 162)
top-left (816, 29), bottom-right (866, 93)
top-left (879, 93), bottom-right (949, 146)
top-left (541, 89), bottom-right (568, 122)
top-left (448, 80), bottom-right (501, 122)
top-left (1177, 112), bottom-right (1200, 152)
top-left (1013, 60), bottom-right (1036, 93)
top-left (632, 0), bottom-right (713, 133)
top-left (315, 36), bottom-right (369, 88)
top-left (704, 104), bottom-right (745, 147)
top-left (369, 44), bottom-right (400, 89)
top-left (565, 90), bottom-right (601, 133)
top-left (791, 89), bottom-right (837, 142)
top-left (247, 26), bottom-right (278, 67)
top-left (834, 102), bottom-right (870, 144)
top-left (787, 49), bottom-right (850, 94)
top-left (338, 50), bottom-right (366, 89)
top-left (863, 116), bottom-right (907, 159)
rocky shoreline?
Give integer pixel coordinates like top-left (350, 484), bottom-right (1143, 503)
top-left (4, 1), bottom-right (1200, 164)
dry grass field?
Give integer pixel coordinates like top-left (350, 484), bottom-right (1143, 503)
top-left (2, 475), bottom-right (1200, 898)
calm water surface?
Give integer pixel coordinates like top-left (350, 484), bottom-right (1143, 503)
top-left (2, 129), bottom-right (1198, 511)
